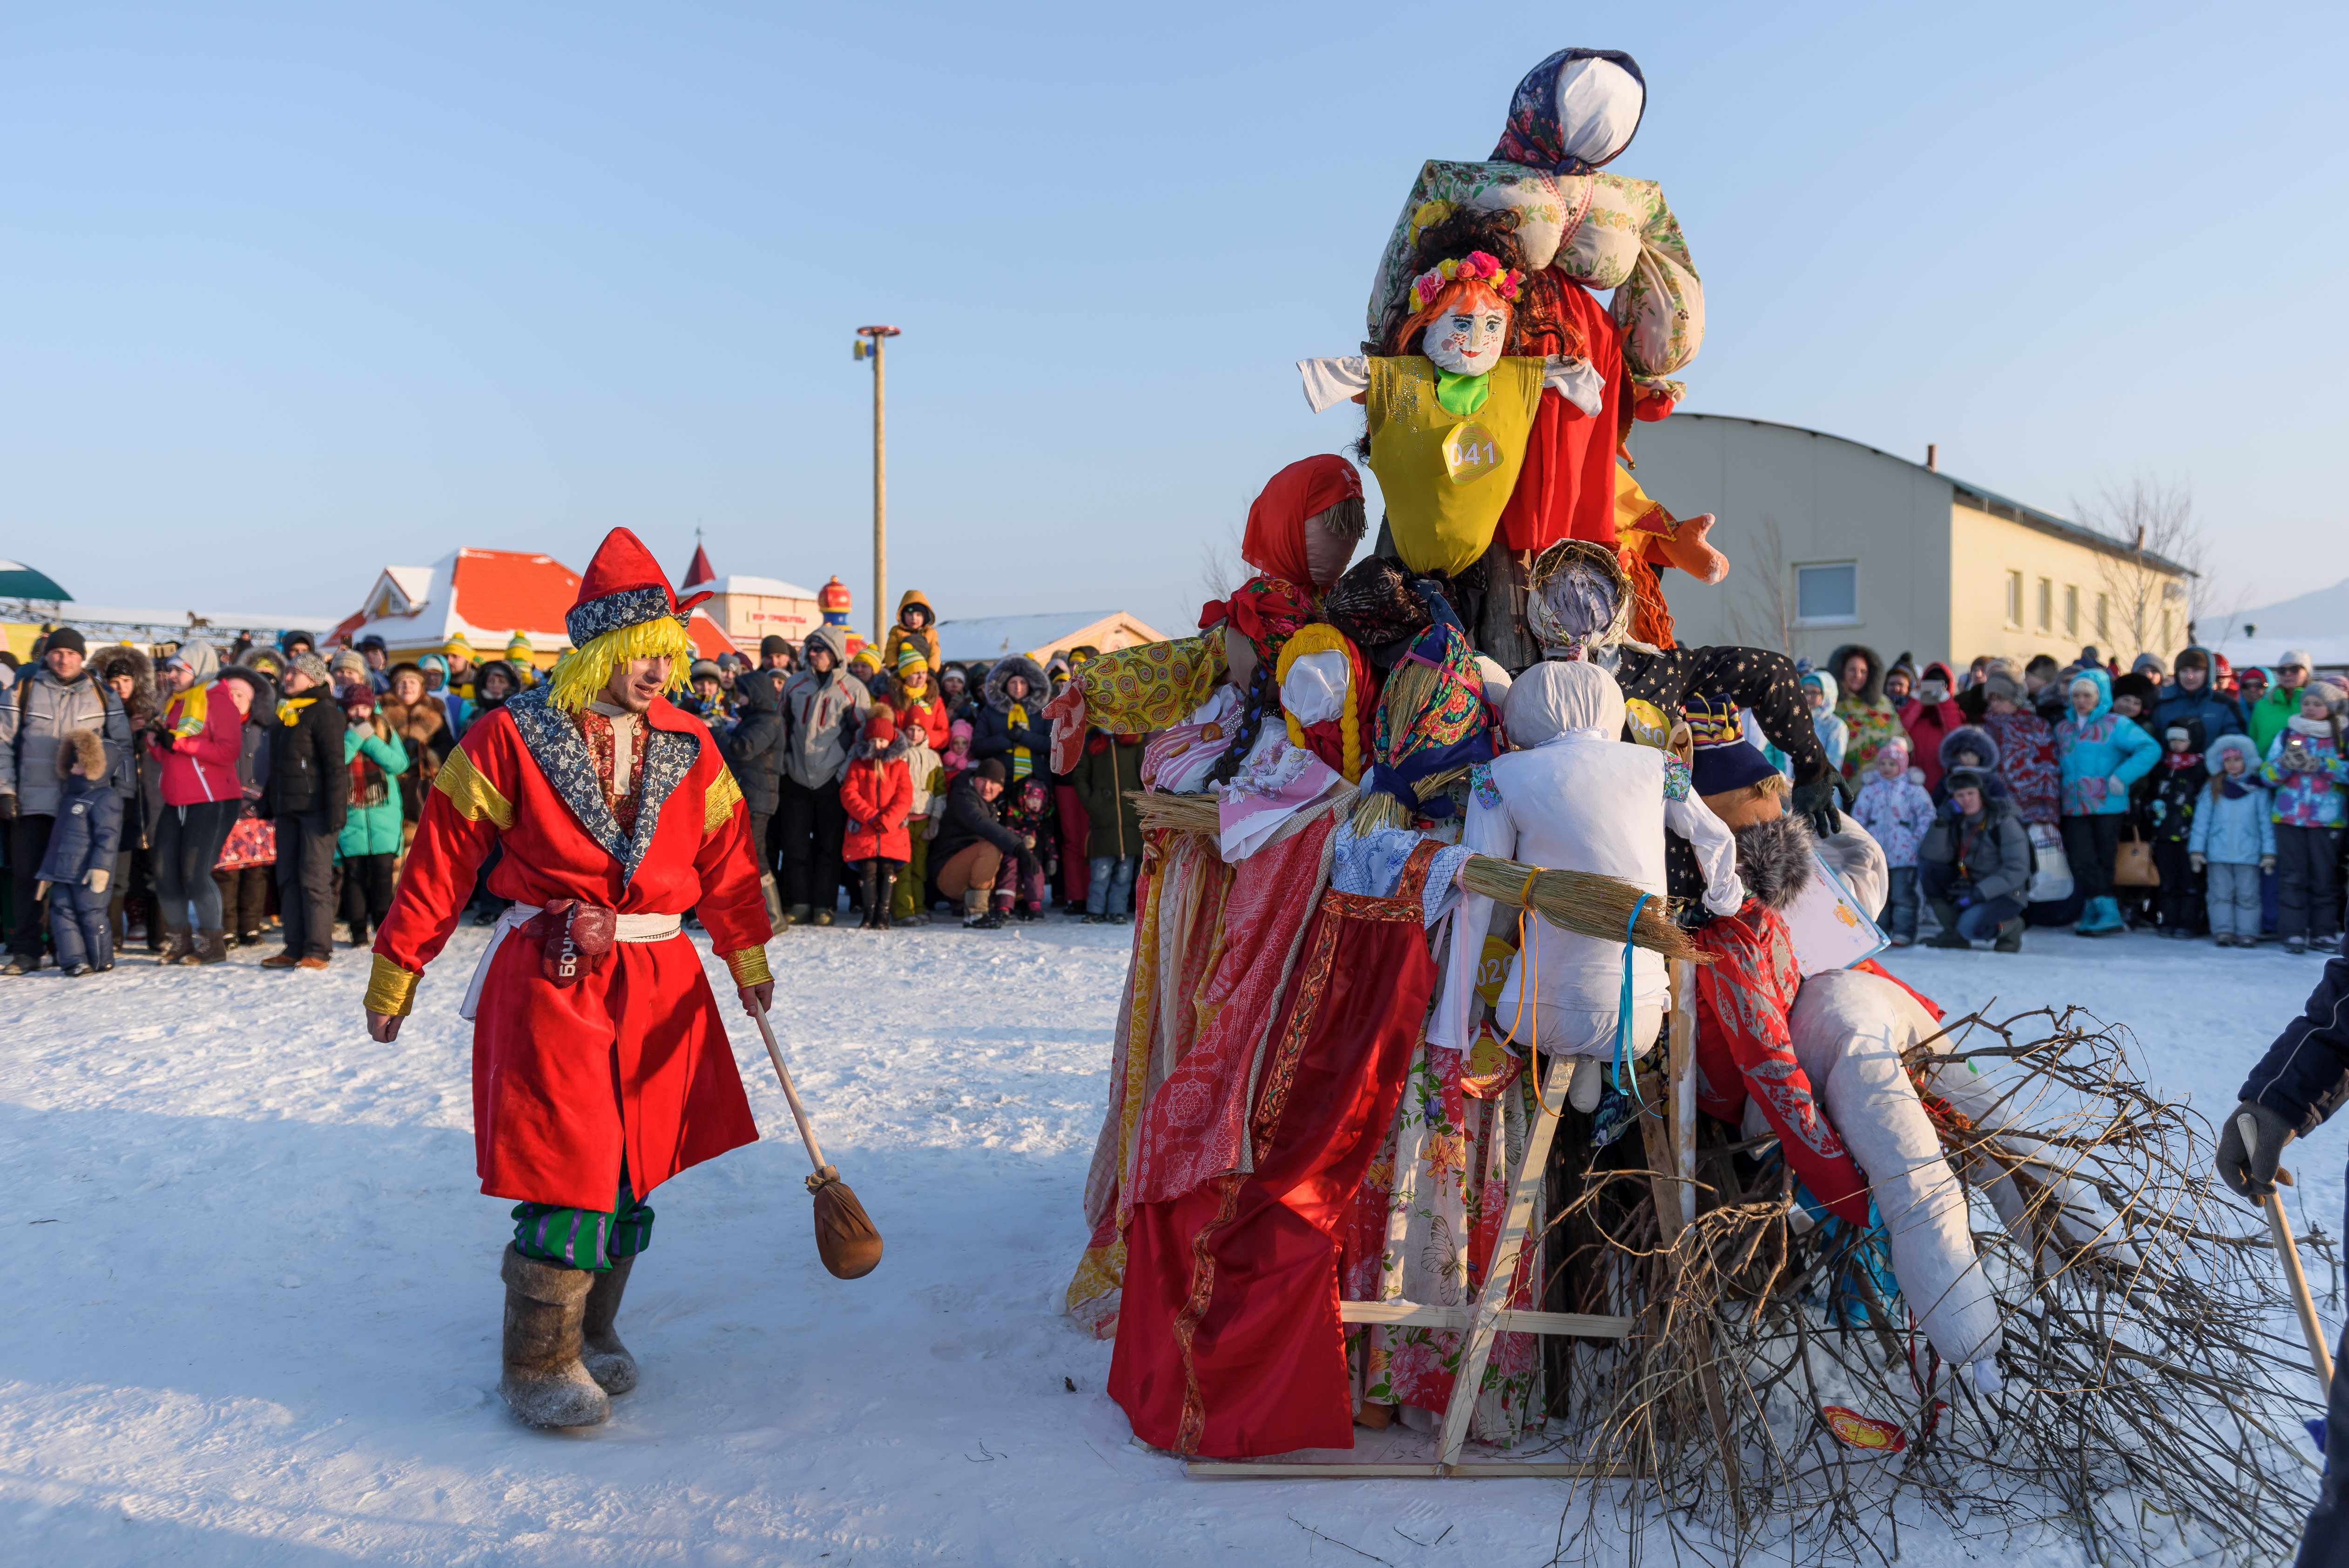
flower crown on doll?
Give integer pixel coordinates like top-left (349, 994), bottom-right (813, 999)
top-left (1408, 251), bottom-right (1524, 312)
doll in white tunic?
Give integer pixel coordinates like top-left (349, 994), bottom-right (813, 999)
top-left (1433, 660), bottom-right (1744, 1110)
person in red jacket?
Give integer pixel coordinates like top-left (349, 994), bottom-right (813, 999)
top-left (1900, 661), bottom-right (1965, 794)
top-left (885, 649), bottom-right (952, 751)
top-left (360, 527), bottom-right (773, 1432)
top-left (840, 709), bottom-right (915, 930)
top-left (152, 649), bottom-right (249, 964)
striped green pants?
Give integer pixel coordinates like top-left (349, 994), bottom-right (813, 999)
top-left (512, 1168), bottom-right (654, 1272)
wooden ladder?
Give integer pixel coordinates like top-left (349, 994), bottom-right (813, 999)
top-left (1188, 961), bottom-right (1707, 1480)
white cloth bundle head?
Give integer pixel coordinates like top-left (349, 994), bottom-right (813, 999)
top-left (1504, 659), bottom-right (1625, 748)
top-left (1552, 55), bottom-right (1646, 170)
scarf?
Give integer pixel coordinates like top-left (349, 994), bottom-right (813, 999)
top-left (1007, 701), bottom-right (1032, 779)
top-left (2221, 771), bottom-right (2252, 800)
top-left (1197, 574), bottom-right (1318, 672)
top-left (2162, 750), bottom-right (2204, 772)
top-left (1491, 48), bottom-right (1646, 174)
top-left (276, 696), bottom-right (316, 727)
top-left (348, 744), bottom-right (388, 809)
top-left (1241, 454), bottom-right (1361, 588)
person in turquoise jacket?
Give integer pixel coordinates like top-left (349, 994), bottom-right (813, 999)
top-left (335, 688), bottom-right (410, 948)
top-left (2054, 666), bottom-right (2160, 936)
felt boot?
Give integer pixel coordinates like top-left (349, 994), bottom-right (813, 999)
top-left (1993, 917), bottom-right (2025, 953)
top-left (580, 1254), bottom-right (639, 1397)
top-left (761, 873), bottom-right (786, 934)
top-left (158, 921), bottom-right (194, 966)
top-left (498, 1244), bottom-right (610, 1428)
top-left (191, 929), bottom-right (229, 965)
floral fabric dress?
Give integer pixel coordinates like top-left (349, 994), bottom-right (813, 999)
top-left (1837, 695), bottom-right (1904, 782)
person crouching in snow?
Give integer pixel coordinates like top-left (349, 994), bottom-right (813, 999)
top-left (1850, 735), bottom-right (1932, 946)
top-left (2190, 733), bottom-right (2274, 947)
top-left (360, 527), bottom-right (774, 1431)
top-left (1918, 768), bottom-right (2031, 951)
top-left (929, 757), bottom-right (1026, 928)
top-left (839, 710), bottom-right (914, 930)
top-left (37, 729), bottom-right (122, 975)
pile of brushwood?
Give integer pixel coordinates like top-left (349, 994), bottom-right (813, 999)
top-left (1525, 1006), bottom-right (2328, 1566)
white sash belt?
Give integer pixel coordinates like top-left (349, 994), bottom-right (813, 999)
top-left (459, 902), bottom-right (686, 1021)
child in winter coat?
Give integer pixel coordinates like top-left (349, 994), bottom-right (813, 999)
top-left (336, 686), bottom-right (410, 947)
top-left (2261, 678), bottom-right (2349, 953)
top-left (839, 710), bottom-right (915, 931)
top-left (2136, 717), bottom-right (2207, 937)
top-left (1933, 725), bottom-right (2008, 808)
top-left (1850, 735), bottom-right (1935, 945)
top-left (995, 776), bottom-right (1058, 920)
top-left (2054, 667), bottom-right (2161, 937)
top-left (37, 729), bottom-right (123, 975)
top-left (2189, 733), bottom-right (2275, 947)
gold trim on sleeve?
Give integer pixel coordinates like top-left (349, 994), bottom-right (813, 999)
top-left (365, 954), bottom-right (422, 1017)
top-left (703, 765), bottom-right (744, 836)
top-left (432, 745), bottom-right (515, 829)
top-left (723, 945), bottom-right (772, 988)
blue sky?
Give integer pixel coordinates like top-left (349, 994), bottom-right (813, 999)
top-left (3, 2), bottom-right (2342, 640)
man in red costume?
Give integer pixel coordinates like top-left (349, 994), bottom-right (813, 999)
top-left (362, 527), bottom-right (774, 1429)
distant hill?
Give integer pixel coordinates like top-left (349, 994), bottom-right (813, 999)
top-left (2210, 578), bottom-right (2349, 641)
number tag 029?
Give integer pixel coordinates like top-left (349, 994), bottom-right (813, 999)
top-left (1442, 421), bottom-right (1502, 483)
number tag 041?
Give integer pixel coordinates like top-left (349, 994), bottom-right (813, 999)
top-left (1442, 421), bottom-right (1502, 483)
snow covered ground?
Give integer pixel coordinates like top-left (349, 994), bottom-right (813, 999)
top-left (2, 921), bottom-right (2340, 1566)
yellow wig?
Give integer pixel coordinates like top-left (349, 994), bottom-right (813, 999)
top-left (1277, 622), bottom-right (1364, 783)
top-left (547, 615), bottom-right (696, 714)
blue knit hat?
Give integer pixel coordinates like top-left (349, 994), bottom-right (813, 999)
top-left (1684, 692), bottom-right (1780, 797)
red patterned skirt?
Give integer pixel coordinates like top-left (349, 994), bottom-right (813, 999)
top-left (1108, 843), bottom-right (1440, 1458)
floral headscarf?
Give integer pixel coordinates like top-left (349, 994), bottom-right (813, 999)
top-left (1492, 48), bottom-right (1647, 175)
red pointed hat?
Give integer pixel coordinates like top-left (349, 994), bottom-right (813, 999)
top-left (567, 527), bottom-right (711, 645)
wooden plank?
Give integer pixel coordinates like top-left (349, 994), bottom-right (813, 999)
top-left (1669, 960), bottom-right (1698, 1229)
top-left (1434, 1052), bottom-right (1575, 1469)
top-left (1187, 1461), bottom-right (1629, 1480)
top-left (1337, 1299), bottom-right (1467, 1328)
top-left (1491, 1308), bottom-right (1633, 1339)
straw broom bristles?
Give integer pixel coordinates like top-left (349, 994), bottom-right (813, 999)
top-left (1126, 790), bottom-right (1700, 963)
top-left (1460, 855), bottom-right (1704, 963)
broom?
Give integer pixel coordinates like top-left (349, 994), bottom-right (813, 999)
top-left (749, 1002), bottom-right (883, 1280)
top-left (1125, 791), bottom-right (1701, 962)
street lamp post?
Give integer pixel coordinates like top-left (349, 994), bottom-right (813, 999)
top-left (852, 325), bottom-right (902, 649)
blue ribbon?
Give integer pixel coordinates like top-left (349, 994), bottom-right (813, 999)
top-left (1611, 892), bottom-right (1653, 1108)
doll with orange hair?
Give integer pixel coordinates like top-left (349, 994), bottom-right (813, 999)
top-left (1299, 240), bottom-right (1605, 583)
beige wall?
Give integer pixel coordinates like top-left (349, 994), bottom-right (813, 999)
top-left (706, 591), bottom-right (819, 653)
top-left (1630, 414), bottom-right (1953, 669)
top-left (1947, 502), bottom-right (2187, 669)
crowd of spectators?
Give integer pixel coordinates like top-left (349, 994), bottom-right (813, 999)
top-left (1812, 640), bottom-right (2345, 955)
top-left (0, 589), bottom-right (1144, 976)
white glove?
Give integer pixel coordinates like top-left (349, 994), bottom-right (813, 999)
top-left (85, 867), bottom-right (110, 894)
top-left (2106, 775), bottom-right (2127, 797)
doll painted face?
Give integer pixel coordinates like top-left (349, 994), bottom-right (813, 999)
top-left (1424, 296), bottom-right (1510, 376)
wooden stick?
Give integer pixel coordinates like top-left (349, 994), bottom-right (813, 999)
top-left (2243, 1114), bottom-right (2335, 1398)
top-left (751, 1001), bottom-right (827, 1173)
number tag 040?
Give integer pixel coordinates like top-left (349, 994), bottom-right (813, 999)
top-left (1442, 421), bottom-right (1502, 483)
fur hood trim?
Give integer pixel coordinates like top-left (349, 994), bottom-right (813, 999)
top-left (1826, 644), bottom-right (1885, 708)
top-left (1938, 723), bottom-right (1999, 772)
top-left (1733, 813), bottom-right (1815, 911)
top-left (853, 729), bottom-right (920, 764)
top-left (54, 727), bottom-right (107, 780)
top-left (984, 655), bottom-right (1049, 714)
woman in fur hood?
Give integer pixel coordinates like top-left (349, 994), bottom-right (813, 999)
top-left (1829, 642), bottom-right (1903, 783)
top-left (971, 655), bottom-right (1050, 786)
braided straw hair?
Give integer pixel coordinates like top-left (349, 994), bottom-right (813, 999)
top-left (1276, 624), bottom-right (1364, 783)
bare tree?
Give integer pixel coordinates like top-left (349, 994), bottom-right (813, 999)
top-left (1722, 514), bottom-right (1794, 655)
top-left (2075, 474), bottom-right (2211, 663)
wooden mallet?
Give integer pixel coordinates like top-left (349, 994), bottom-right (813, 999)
top-left (753, 1002), bottom-right (882, 1279)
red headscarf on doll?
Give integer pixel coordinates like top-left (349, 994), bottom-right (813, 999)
top-left (1239, 455), bottom-right (1363, 590)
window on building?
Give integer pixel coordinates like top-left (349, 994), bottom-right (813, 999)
top-left (1794, 561), bottom-right (1858, 625)
top-left (2064, 584), bottom-right (2079, 637)
top-left (2005, 571), bottom-right (2023, 628)
top-left (2096, 594), bottom-right (2110, 639)
top-left (2037, 577), bottom-right (2052, 633)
